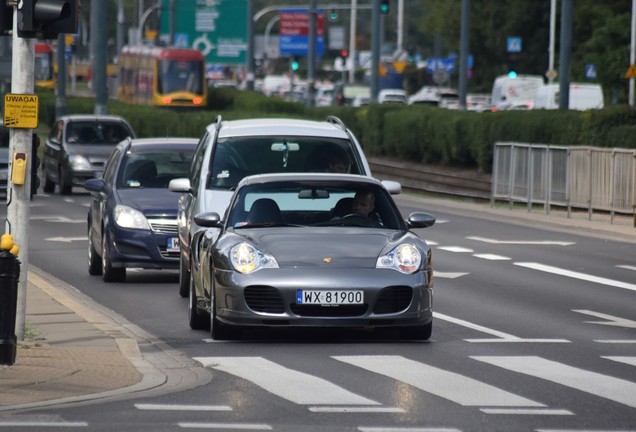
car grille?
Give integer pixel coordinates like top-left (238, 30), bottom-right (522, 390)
top-left (372, 286), bottom-right (413, 314)
top-left (149, 218), bottom-right (178, 234)
top-left (159, 247), bottom-right (179, 259)
top-left (244, 286), bottom-right (286, 313)
top-left (290, 304), bottom-right (369, 317)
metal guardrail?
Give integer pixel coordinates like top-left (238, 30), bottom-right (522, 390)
top-left (491, 142), bottom-right (636, 223)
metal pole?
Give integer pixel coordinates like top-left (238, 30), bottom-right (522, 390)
top-left (371, 0), bottom-right (380, 102)
top-left (91, 0), bottom-right (108, 114)
top-left (8, 8), bottom-right (34, 340)
top-left (458, 0), bottom-right (470, 110)
top-left (307, 0), bottom-right (316, 107)
top-left (397, 0), bottom-right (404, 52)
top-left (558, 0), bottom-right (572, 110)
top-left (548, 0), bottom-right (556, 83)
top-left (348, 0), bottom-right (357, 84)
top-left (246, 0), bottom-right (254, 90)
top-left (55, 34), bottom-right (67, 118)
top-left (630, 0), bottom-right (635, 106)
top-left (117, 0), bottom-right (125, 54)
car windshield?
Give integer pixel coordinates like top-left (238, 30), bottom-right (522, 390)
top-left (118, 150), bottom-right (194, 189)
top-left (208, 137), bottom-right (363, 190)
top-left (227, 181), bottom-right (404, 230)
top-left (66, 121), bottom-right (132, 145)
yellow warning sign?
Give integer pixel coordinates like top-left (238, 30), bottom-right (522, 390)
top-left (3, 94), bottom-right (39, 129)
top-left (393, 61), bottom-right (408, 74)
top-left (379, 64), bottom-right (387, 77)
top-left (625, 64), bottom-right (636, 79)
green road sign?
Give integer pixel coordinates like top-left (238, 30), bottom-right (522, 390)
top-left (160, 0), bottom-right (247, 65)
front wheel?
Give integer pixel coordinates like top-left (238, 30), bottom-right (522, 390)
top-left (88, 229), bottom-right (102, 276)
top-left (102, 234), bottom-right (126, 282)
top-left (178, 249), bottom-right (190, 298)
top-left (188, 269), bottom-right (209, 330)
top-left (43, 168), bottom-right (55, 193)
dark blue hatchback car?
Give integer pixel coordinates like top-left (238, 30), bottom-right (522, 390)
top-left (84, 137), bottom-right (197, 282)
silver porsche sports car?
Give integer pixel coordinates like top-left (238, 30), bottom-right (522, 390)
top-left (188, 173), bottom-right (435, 340)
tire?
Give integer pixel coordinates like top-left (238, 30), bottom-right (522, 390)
top-left (178, 249), bottom-right (190, 298)
top-left (101, 234), bottom-right (126, 282)
top-left (60, 168), bottom-right (72, 195)
top-left (188, 269), bottom-right (209, 330)
top-left (210, 286), bottom-right (240, 340)
top-left (87, 229), bottom-right (102, 276)
top-left (400, 321), bottom-right (432, 341)
top-left (43, 168), bottom-right (55, 193)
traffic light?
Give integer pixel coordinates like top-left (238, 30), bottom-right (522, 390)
top-left (380, 0), bottom-right (390, 14)
top-left (328, 9), bottom-right (338, 21)
top-left (0, 4), bottom-right (12, 36)
top-left (290, 57), bottom-right (299, 72)
top-left (18, 0), bottom-right (79, 39)
top-left (340, 49), bottom-right (349, 59)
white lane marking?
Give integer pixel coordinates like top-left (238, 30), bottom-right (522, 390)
top-left (573, 310), bottom-right (636, 329)
top-left (473, 356), bottom-right (636, 409)
top-left (358, 428), bottom-right (461, 432)
top-left (434, 312), bottom-right (570, 343)
top-left (0, 422), bottom-right (87, 427)
top-left (473, 253), bottom-right (510, 261)
top-left (437, 246), bottom-right (474, 253)
top-left (480, 408), bottom-right (573, 415)
top-left (537, 429), bottom-right (636, 432)
top-left (602, 356), bottom-right (636, 367)
top-left (45, 236), bottom-right (87, 243)
top-left (594, 340), bottom-right (636, 344)
top-left (309, 406), bottom-right (405, 413)
top-left (333, 355), bottom-right (545, 408)
top-left (515, 262), bottom-right (636, 292)
top-left (433, 271), bottom-right (469, 279)
top-left (135, 403), bottom-right (232, 411)
top-left (467, 236), bottom-right (575, 246)
top-left (193, 356), bottom-right (380, 406)
top-left (30, 215), bottom-right (85, 223)
top-left (617, 264), bottom-right (636, 271)
top-left (178, 423), bottom-right (272, 430)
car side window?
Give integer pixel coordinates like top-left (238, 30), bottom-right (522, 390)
top-left (49, 120), bottom-right (63, 143)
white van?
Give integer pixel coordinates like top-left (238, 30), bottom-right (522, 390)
top-left (533, 83), bottom-right (604, 110)
top-left (491, 74), bottom-right (544, 110)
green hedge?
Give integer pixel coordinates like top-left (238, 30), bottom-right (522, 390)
top-left (36, 88), bottom-right (636, 173)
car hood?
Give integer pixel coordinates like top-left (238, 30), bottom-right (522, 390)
top-left (66, 143), bottom-right (117, 160)
top-left (237, 229), bottom-right (411, 268)
top-left (116, 189), bottom-right (180, 216)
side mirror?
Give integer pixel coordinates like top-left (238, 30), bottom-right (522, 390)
top-left (169, 177), bottom-right (191, 193)
top-left (83, 178), bottom-right (108, 193)
top-left (381, 180), bottom-right (402, 195)
top-left (194, 212), bottom-right (222, 228)
top-left (407, 212), bottom-right (436, 229)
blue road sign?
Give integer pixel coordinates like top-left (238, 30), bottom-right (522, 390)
top-left (585, 64), bottom-right (597, 79)
top-left (507, 37), bottom-right (522, 53)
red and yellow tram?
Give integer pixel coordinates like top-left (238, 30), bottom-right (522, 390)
top-left (35, 42), bottom-right (55, 89)
top-left (118, 46), bottom-right (207, 109)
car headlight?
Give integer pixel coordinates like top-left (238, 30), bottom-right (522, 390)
top-left (230, 242), bottom-right (279, 274)
top-left (114, 205), bottom-right (151, 230)
top-left (68, 154), bottom-right (92, 170)
top-left (376, 243), bottom-right (424, 274)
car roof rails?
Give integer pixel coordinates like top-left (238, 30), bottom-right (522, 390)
top-left (326, 116), bottom-right (346, 131)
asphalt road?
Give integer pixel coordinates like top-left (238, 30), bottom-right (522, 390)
top-left (3, 187), bottom-right (635, 432)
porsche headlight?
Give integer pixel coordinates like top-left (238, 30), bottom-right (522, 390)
top-left (114, 205), bottom-right (151, 230)
top-left (230, 242), bottom-right (279, 274)
top-left (68, 154), bottom-right (92, 170)
top-left (376, 243), bottom-right (423, 274)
